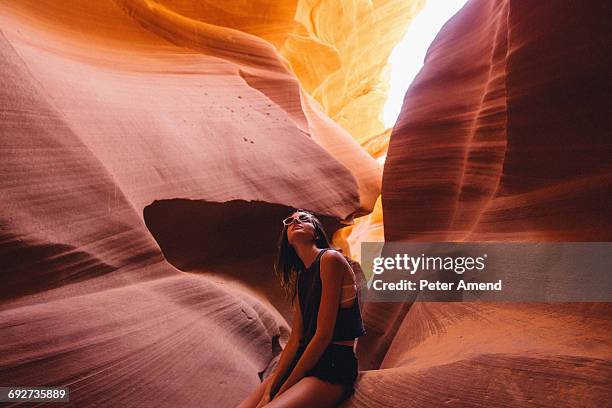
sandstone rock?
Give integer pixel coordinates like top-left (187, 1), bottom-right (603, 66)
top-left (0, 1), bottom-right (382, 405)
top-left (362, 1), bottom-right (612, 406)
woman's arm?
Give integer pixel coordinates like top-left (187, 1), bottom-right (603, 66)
top-left (263, 286), bottom-right (304, 397)
top-left (273, 250), bottom-right (347, 397)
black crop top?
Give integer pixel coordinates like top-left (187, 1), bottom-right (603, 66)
top-left (297, 248), bottom-right (366, 345)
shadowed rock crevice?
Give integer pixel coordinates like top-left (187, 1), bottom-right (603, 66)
top-left (143, 198), bottom-right (346, 271)
top-left (258, 333), bottom-right (283, 381)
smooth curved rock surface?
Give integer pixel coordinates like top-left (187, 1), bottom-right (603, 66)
top-left (353, 303), bottom-right (611, 408)
top-left (363, 1), bottom-right (612, 406)
top-left (0, 275), bottom-right (284, 406)
top-left (3, 0), bottom-right (610, 406)
top-left (281, 0), bottom-right (425, 144)
top-left (383, 0), bottom-right (612, 242)
top-left (0, 0), bottom-right (384, 406)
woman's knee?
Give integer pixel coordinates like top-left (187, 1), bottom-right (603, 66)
top-left (236, 376), bottom-right (273, 408)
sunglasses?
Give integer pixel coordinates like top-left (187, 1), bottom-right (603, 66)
top-left (282, 213), bottom-right (312, 226)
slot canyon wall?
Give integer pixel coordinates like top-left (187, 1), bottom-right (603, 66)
top-left (356, 1), bottom-right (611, 407)
top-left (0, 0), bottom-right (415, 406)
top-left (1, 1), bottom-right (610, 408)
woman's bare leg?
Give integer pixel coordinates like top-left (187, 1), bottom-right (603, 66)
top-left (263, 377), bottom-right (345, 408)
top-left (236, 375), bottom-right (274, 408)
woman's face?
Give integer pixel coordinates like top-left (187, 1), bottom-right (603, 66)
top-left (285, 212), bottom-right (317, 244)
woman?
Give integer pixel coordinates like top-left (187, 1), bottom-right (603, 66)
top-left (237, 209), bottom-right (366, 408)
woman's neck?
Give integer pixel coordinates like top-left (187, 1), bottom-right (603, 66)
top-left (293, 242), bottom-right (321, 268)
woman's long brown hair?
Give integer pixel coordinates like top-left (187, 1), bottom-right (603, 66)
top-left (274, 208), bottom-right (346, 305)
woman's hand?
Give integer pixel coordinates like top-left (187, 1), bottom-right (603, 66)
top-left (255, 382), bottom-right (273, 407)
top-left (272, 380), bottom-right (292, 399)
top-left (255, 394), bottom-right (269, 408)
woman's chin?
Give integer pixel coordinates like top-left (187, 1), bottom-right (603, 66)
top-left (289, 237), bottom-right (308, 246)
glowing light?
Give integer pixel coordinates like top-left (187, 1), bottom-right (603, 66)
top-left (383, 0), bottom-right (469, 128)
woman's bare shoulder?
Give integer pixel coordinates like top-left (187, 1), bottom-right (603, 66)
top-left (320, 248), bottom-right (351, 267)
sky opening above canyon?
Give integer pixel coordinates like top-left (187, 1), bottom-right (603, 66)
top-left (383, 0), bottom-right (469, 128)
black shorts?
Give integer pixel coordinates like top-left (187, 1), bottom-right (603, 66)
top-left (304, 343), bottom-right (358, 401)
top-left (269, 343), bottom-right (358, 402)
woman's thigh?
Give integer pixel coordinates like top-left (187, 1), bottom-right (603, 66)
top-left (264, 377), bottom-right (345, 408)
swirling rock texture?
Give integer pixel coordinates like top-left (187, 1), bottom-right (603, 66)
top-left (363, 0), bottom-right (612, 407)
top-left (0, 0), bottom-right (388, 406)
top-left (1, 0), bottom-right (611, 407)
